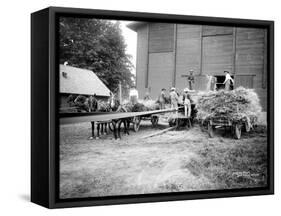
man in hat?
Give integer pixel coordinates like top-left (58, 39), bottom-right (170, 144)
top-left (223, 71), bottom-right (234, 91)
top-left (169, 87), bottom-right (179, 111)
top-left (158, 88), bottom-right (167, 109)
top-left (144, 91), bottom-right (151, 101)
top-left (182, 88), bottom-right (191, 118)
top-left (129, 86), bottom-right (139, 105)
top-left (187, 70), bottom-right (195, 90)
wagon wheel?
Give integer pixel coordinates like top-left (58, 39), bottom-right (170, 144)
top-left (207, 121), bottom-right (214, 138)
top-left (151, 116), bottom-right (159, 127)
top-left (108, 122), bottom-right (114, 131)
top-left (133, 116), bottom-right (141, 132)
top-left (233, 123), bottom-right (242, 139)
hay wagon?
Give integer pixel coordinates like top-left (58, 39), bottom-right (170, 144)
top-left (203, 115), bottom-right (257, 139)
top-left (168, 104), bottom-right (197, 129)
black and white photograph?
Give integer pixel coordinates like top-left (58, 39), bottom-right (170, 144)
top-left (58, 16), bottom-right (269, 199)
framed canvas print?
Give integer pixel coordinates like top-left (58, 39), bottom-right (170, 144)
top-left (31, 6), bottom-right (274, 208)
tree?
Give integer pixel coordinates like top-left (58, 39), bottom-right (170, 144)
top-left (59, 17), bottom-right (135, 94)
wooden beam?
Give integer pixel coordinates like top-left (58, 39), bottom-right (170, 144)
top-left (173, 24), bottom-right (178, 87)
top-left (232, 27), bottom-right (237, 75)
top-left (199, 25), bottom-right (203, 75)
top-left (262, 29), bottom-right (267, 89)
top-left (145, 24), bottom-right (150, 88)
top-left (141, 126), bottom-right (176, 139)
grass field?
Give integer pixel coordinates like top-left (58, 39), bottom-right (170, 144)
top-left (60, 121), bottom-right (267, 199)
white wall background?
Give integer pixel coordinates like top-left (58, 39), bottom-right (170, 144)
top-left (0, 0), bottom-right (279, 215)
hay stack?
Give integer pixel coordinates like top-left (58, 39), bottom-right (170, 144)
top-left (121, 99), bottom-right (160, 112)
top-left (197, 87), bottom-right (262, 124)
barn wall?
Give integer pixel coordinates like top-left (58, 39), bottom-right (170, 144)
top-left (148, 52), bottom-right (174, 99)
top-left (202, 34), bottom-right (234, 75)
top-left (134, 24), bottom-right (267, 110)
top-left (136, 25), bottom-right (149, 99)
top-left (149, 23), bottom-right (174, 53)
top-left (175, 24), bottom-right (201, 91)
top-left (235, 27), bottom-right (267, 110)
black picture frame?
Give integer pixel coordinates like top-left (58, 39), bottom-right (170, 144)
top-left (31, 6), bottom-right (274, 209)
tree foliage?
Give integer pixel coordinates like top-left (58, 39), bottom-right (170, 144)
top-left (59, 17), bottom-right (135, 93)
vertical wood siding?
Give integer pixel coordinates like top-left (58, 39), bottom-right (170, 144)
top-left (136, 25), bottom-right (149, 99)
top-left (202, 34), bottom-right (234, 75)
top-left (175, 24), bottom-right (201, 90)
top-left (148, 52), bottom-right (174, 99)
top-left (235, 27), bottom-right (267, 110)
top-left (149, 23), bottom-right (174, 53)
top-left (135, 24), bottom-right (267, 110)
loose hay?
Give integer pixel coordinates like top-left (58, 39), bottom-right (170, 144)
top-left (121, 99), bottom-right (160, 112)
top-left (197, 87), bottom-right (262, 125)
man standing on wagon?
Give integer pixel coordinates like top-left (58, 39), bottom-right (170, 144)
top-left (170, 87), bottom-right (179, 112)
top-left (158, 88), bottom-right (167, 109)
top-left (223, 71), bottom-right (234, 91)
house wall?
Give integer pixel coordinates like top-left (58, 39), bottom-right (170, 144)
top-left (135, 24), bottom-right (267, 110)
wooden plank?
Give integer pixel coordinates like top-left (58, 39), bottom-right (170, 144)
top-left (141, 126), bottom-right (176, 139)
top-left (173, 24), bottom-right (178, 87)
top-left (60, 108), bottom-right (177, 125)
top-left (202, 25), bottom-right (233, 36)
top-left (232, 27), bottom-right (237, 74)
top-left (263, 29), bottom-right (267, 89)
top-left (146, 24), bottom-right (150, 88)
top-left (199, 25), bottom-right (203, 75)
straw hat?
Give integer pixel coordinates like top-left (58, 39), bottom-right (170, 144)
top-left (170, 87), bottom-right (176, 91)
top-left (184, 88), bottom-right (190, 92)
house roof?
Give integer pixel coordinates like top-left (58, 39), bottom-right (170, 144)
top-left (60, 64), bottom-right (110, 97)
top-left (126, 22), bottom-right (147, 32)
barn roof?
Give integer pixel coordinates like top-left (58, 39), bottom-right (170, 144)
top-left (126, 22), bottom-right (147, 31)
top-left (59, 64), bottom-right (110, 97)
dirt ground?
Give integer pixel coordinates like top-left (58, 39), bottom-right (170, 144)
top-left (60, 117), bottom-right (268, 199)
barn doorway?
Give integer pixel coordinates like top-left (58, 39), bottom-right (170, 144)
top-left (214, 75), bottom-right (234, 90)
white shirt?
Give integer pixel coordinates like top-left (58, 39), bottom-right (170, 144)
top-left (129, 89), bottom-right (139, 98)
top-left (225, 74), bottom-right (233, 83)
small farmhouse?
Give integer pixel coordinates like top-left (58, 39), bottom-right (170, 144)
top-left (127, 22), bottom-right (268, 110)
top-left (59, 64), bottom-right (110, 107)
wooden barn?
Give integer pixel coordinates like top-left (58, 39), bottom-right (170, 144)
top-left (59, 64), bottom-right (110, 108)
top-left (127, 22), bottom-right (268, 110)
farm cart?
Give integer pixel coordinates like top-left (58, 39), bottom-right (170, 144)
top-left (203, 115), bottom-right (257, 139)
top-left (60, 108), bottom-right (177, 139)
top-left (168, 104), bottom-right (197, 129)
top-left (127, 113), bottom-right (161, 132)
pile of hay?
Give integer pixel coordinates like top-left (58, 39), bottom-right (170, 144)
top-left (197, 87), bottom-right (262, 124)
top-left (121, 99), bottom-right (160, 112)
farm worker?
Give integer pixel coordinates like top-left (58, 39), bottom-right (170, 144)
top-left (187, 69), bottom-right (195, 90)
top-left (74, 95), bottom-right (88, 112)
top-left (143, 92), bottom-right (151, 101)
top-left (109, 92), bottom-right (115, 108)
top-left (169, 87), bottom-right (179, 111)
top-left (183, 88), bottom-right (192, 118)
top-left (223, 71), bottom-right (234, 91)
top-left (210, 76), bottom-right (217, 91)
top-left (129, 87), bottom-right (139, 105)
top-left (158, 88), bottom-right (167, 109)
top-left (88, 94), bottom-right (98, 112)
